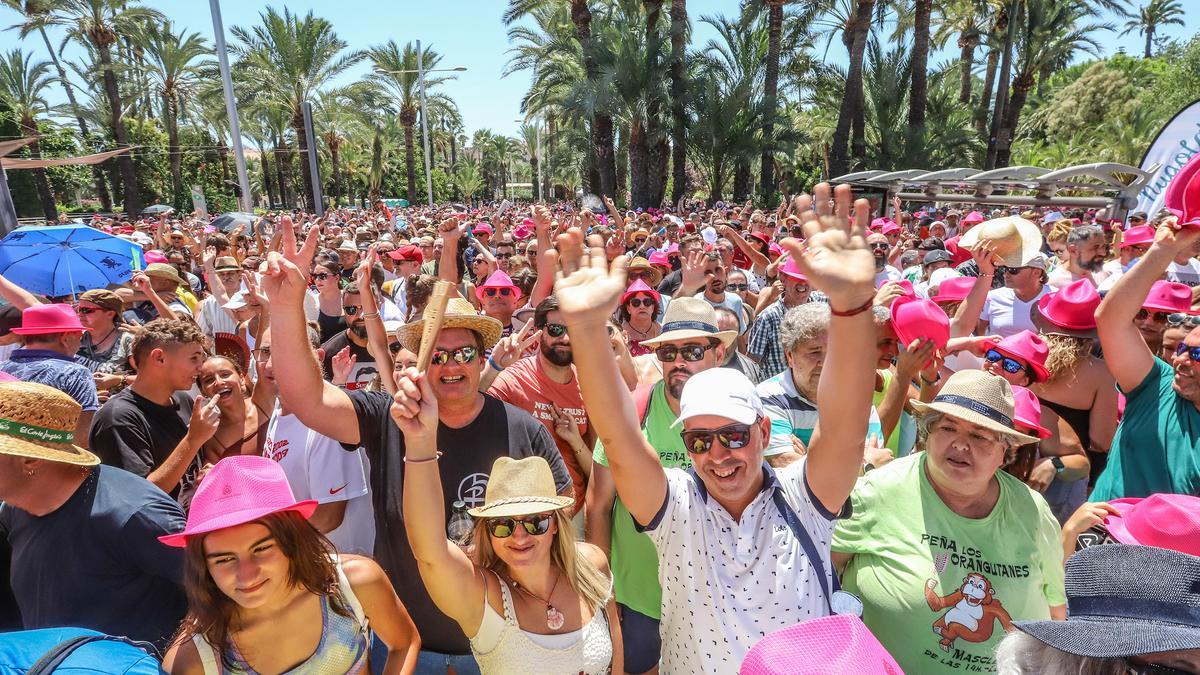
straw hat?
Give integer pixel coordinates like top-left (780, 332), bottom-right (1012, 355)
top-left (639, 297), bottom-right (737, 348)
top-left (0, 382), bottom-right (99, 466)
top-left (466, 456), bottom-right (574, 518)
top-left (144, 262), bottom-right (185, 286)
top-left (957, 216), bottom-right (1044, 267)
top-left (626, 256), bottom-right (663, 286)
top-left (396, 297), bottom-right (503, 353)
top-left (910, 370), bottom-right (1037, 444)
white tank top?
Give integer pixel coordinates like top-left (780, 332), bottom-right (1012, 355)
top-left (469, 572), bottom-right (613, 675)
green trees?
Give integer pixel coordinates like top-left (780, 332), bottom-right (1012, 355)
top-left (0, 48), bottom-right (57, 219)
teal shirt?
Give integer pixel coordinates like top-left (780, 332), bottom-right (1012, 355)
top-left (1091, 357), bottom-right (1200, 500)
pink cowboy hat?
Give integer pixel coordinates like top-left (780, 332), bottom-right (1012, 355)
top-left (1119, 225), bottom-right (1156, 248)
top-left (740, 614), bottom-right (904, 675)
top-left (472, 223), bottom-right (494, 235)
top-left (512, 221), bottom-right (534, 241)
top-left (621, 278), bottom-right (661, 306)
top-left (143, 250), bottom-right (169, 264)
top-left (1033, 279), bottom-right (1099, 338)
top-left (1164, 152), bottom-right (1200, 228)
top-left (876, 279), bottom-right (915, 296)
top-left (1143, 280), bottom-right (1193, 314)
top-left (1010, 386), bottom-right (1051, 439)
top-left (890, 295), bottom-right (950, 352)
top-left (961, 211), bottom-right (985, 225)
top-left (647, 251), bottom-right (672, 270)
top-left (1104, 494), bottom-right (1200, 557)
top-left (881, 221), bottom-right (903, 236)
top-left (870, 217), bottom-right (896, 232)
top-left (778, 257), bottom-right (807, 283)
top-left (991, 330), bottom-right (1050, 383)
top-left (158, 455), bottom-right (317, 547)
top-left (929, 276), bottom-right (975, 305)
top-left (12, 304), bottom-right (86, 335)
top-left (475, 270), bottom-right (523, 302)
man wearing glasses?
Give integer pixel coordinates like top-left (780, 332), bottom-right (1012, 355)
top-left (318, 287), bottom-right (377, 391)
top-left (868, 232), bottom-right (902, 286)
top-left (1092, 220), bottom-right (1200, 501)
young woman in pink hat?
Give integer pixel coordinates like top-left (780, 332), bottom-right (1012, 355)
top-left (161, 455), bottom-right (420, 674)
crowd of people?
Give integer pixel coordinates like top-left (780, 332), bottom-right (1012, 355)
top-left (0, 181), bottom-right (1198, 674)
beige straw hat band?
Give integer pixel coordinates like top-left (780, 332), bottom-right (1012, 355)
top-left (0, 419), bottom-right (73, 444)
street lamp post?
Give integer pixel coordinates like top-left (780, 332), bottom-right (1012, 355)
top-left (208, 0), bottom-right (253, 212)
top-left (381, 56), bottom-right (466, 208)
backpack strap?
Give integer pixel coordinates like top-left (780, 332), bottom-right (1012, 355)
top-left (27, 635), bottom-right (160, 675)
top-left (191, 635), bottom-right (221, 675)
top-left (632, 384), bottom-right (655, 427)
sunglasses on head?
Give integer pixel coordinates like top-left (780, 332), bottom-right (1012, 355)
top-left (680, 420), bottom-right (757, 454)
top-left (1135, 308), bottom-right (1173, 324)
top-left (1168, 312), bottom-right (1200, 328)
top-left (627, 297), bottom-right (655, 308)
top-left (487, 513), bottom-right (553, 538)
top-left (655, 343), bottom-right (712, 362)
top-left (343, 305), bottom-right (362, 316)
top-left (985, 349), bottom-right (1027, 374)
top-left (1175, 343), bottom-right (1200, 362)
top-left (431, 345), bottom-right (479, 366)
top-left (483, 287), bottom-right (514, 298)
top-left (543, 323), bottom-right (568, 338)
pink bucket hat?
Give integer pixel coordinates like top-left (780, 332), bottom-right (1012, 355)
top-left (1104, 494), bottom-right (1200, 556)
top-left (12, 304), bottom-right (86, 335)
top-left (621, 278), bottom-right (661, 306)
top-left (876, 279), bottom-right (915, 296)
top-left (1010, 385), bottom-right (1051, 439)
top-left (1165, 152), bottom-right (1200, 228)
top-left (143, 250), bottom-right (169, 264)
top-left (961, 210), bottom-right (985, 225)
top-left (870, 217), bottom-right (896, 232)
top-left (890, 295), bottom-right (949, 352)
top-left (740, 614), bottom-right (904, 675)
top-left (158, 455), bottom-right (317, 547)
top-left (930, 276), bottom-right (975, 305)
top-left (1033, 279), bottom-right (1099, 338)
top-left (991, 329), bottom-right (1050, 383)
top-left (1143, 280), bottom-right (1193, 314)
top-left (881, 221), bottom-right (903, 236)
top-left (1119, 225), bottom-right (1156, 248)
top-left (475, 270), bottom-right (522, 301)
top-left (647, 251), bottom-right (672, 270)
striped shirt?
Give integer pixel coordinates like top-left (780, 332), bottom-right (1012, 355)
top-left (756, 370), bottom-right (882, 456)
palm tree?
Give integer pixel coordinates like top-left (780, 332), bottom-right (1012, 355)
top-left (232, 7), bottom-right (364, 211)
top-left (451, 160), bottom-right (484, 205)
top-left (908, 0), bottom-right (934, 134)
top-left (932, 0), bottom-right (992, 104)
top-left (1122, 0), bottom-right (1184, 58)
top-left (519, 122), bottom-right (542, 199)
top-left (669, 0), bottom-right (688, 202)
top-left (315, 87), bottom-right (369, 207)
top-left (367, 40), bottom-right (456, 204)
top-left (46, 0), bottom-right (166, 215)
top-left (4, 0), bottom-right (112, 210)
top-left (828, 0), bottom-right (876, 176)
top-left (137, 21), bottom-right (209, 208)
top-left (0, 48), bottom-right (57, 219)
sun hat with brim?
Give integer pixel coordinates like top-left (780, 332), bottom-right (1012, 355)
top-left (957, 216), bottom-right (1044, 268)
top-left (1164, 151), bottom-right (1200, 228)
top-left (621, 278), bottom-right (661, 306)
top-left (1010, 385), bottom-right (1051, 439)
top-left (337, 240), bottom-right (358, 253)
top-left (1143, 280), bottom-right (1194, 314)
top-left (1014, 545), bottom-right (1200, 659)
top-left (1032, 279), bottom-right (1100, 338)
top-left (626, 257), bottom-right (663, 286)
top-left (1119, 225), bottom-right (1156, 248)
top-left (647, 251), bottom-right (672, 270)
top-left (961, 211), bottom-right (985, 225)
top-left (890, 296), bottom-right (949, 352)
top-left (214, 332), bottom-right (251, 374)
top-left (159, 455), bottom-right (317, 547)
top-left (475, 270), bottom-right (522, 302)
top-left (397, 297), bottom-right (504, 353)
top-left (739, 614), bottom-right (904, 675)
top-left (638, 297), bottom-right (737, 348)
top-left (0, 381), bottom-right (99, 465)
top-left (466, 456), bottom-right (574, 518)
top-left (1102, 494), bottom-right (1200, 556)
top-left (77, 289), bottom-right (124, 318)
top-left (910, 370), bottom-right (1037, 445)
top-left (144, 262), bottom-right (185, 286)
top-left (12, 304), bottom-right (86, 335)
top-left (930, 276), bottom-right (975, 305)
top-left (213, 256), bottom-right (241, 272)
top-left (778, 257), bottom-right (807, 283)
top-left (991, 330), bottom-right (1050, 383)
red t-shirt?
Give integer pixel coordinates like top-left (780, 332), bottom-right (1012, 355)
top-left (488, 355), bottom-right (591, 511)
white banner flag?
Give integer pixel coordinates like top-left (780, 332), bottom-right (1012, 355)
top-left (1135, 99), bottom-right (1200, 218)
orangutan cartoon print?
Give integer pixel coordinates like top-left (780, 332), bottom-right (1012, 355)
top-left (924, 573), bottom-right (1015, 652)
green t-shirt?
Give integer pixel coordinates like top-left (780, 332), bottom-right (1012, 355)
top-left (873, 369), bottom-right (916, 456)
top-left (832, 454), bottom-right (1065, 674)
top-left (1091, 357), bottom-right (1200, 500)
top-left (593, 380), bottom-right (689, 618)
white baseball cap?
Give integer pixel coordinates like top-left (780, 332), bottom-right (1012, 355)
top-left (673, 368), bottom-right (765, 427)
top-left (222, 292), bottom-right (249, 310)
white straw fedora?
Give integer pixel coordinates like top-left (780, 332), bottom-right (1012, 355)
top-left (910, 370), bottom-right (1037, 445)
top-left (467, 456), bottom-right (574, 518)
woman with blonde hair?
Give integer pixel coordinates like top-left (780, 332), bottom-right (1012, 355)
top-left (392, 367), bottom-right (621, 674)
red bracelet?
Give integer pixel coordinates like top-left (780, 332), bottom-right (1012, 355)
top-left (829, 297), bottom-right (874, 317)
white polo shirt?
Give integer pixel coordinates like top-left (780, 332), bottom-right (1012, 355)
top-left (640, 459), bottom-right (839, 673)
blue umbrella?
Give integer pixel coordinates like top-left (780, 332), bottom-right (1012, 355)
top-left (0, 225), bottom-right (144, 298)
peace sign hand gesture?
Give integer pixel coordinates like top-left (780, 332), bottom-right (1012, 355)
top-left (782, 183), bottom-right (876, 311)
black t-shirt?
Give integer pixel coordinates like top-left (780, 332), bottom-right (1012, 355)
top-left (346, 391), bottom-right (571, 654)
top-left (317, 311), bottom-right (347, 344)
top-left (658, 269), bottom-right (683, 296)
top-left (0, 465), bottom-right (187, 648)
top-left (89, 388), bottom-right (194, 498)
top-left (320, 331), bottom-right (377, 390)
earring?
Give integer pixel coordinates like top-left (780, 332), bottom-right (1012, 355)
top-left (25, 470), bottom-right (35, 477)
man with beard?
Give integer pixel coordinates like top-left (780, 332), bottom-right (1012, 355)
top-left (319, 287), bottom-right (377, 390)
top-left (1048, 225), bottom-right (1109, 289)
top-left (868, 232), bottom-right (902, 286)
top-left (688, 251), bottom-right (747, 333)
top-left (1092, 220), bottom-right (1200, 500)
top-left (583, 297), bottom-right (736, 674)
top-left (748, 257), bottom-right (814, 379)
top-left (488, 296), bottom-right (594, 510)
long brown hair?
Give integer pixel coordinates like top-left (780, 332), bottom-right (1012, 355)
top-left (171, 512), bottom-right (351, 668)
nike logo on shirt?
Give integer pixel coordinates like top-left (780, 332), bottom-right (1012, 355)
top-left (329, 484), bottom-right (348, 495)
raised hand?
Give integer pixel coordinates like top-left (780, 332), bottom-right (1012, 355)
top-left (260, 214), bottom-right (319, 307)
top-left (550, 402), bottom-right (584, 448)
top-left (553, 228), bottom-right (628, 330)
top-left (389, 367), bottom-right (439, 442)
top-left (971, 239), bottom-right (1000, 276)
top-left (439, 218), bottom-right (463, 244)
top-left (331, 346), bottom-right (357, 386)
top-left (604, 227), bottom-right (627, 260)
top-left (781, 183), bottom-right (876, 311)
top-left (187, 395), bottom-right (222, 445)
top-left (864, 434), bottom-right (895, 469)
top-left (679, 248), bottom-right (709, 294)
top-left (1153, 215), bottom-right (1200, 252)
top-left (354, 247), bottom-right (379, 295)
top-left (895, 337), bottom-right (936, 380)
top-left (491, 321), bottom-right (542, 369)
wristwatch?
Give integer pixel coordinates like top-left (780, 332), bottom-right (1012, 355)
top-left (862, 462), bottom-right (875, 474)
top-left (1050, 457), bottom-right (1065, 474)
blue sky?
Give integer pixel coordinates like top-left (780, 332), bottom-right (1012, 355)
top-left (1, 0), bottom-right (1193, 142)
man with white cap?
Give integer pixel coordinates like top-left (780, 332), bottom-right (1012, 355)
top-left (557, 184), bottom-right (880, 673)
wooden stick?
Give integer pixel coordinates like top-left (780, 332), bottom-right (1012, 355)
top-left (416, 280), bottom-right (454, 372)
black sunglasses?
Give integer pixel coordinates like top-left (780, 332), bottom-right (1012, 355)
top-left (985, 349), bottom-right (1027, 374)
top-left (542, 323), bottom-right (568, 338)
top-left (1125, 660), bottom-right (1194, 675)
top-left (483, 287), bottom-right (514, 298)
top-left (312, 272), bottom-right (333, 281)
top-left (681, 420), bottom-right (757, 454)
top-left (655, 343), bottom-right (712, 362)
top-left (388, 342), bottom-right (403, 355)
top-left (869, 242), bottom-right (890, 250)
top-left (496, 252), bottom-right (514, 259)
top-left (343, 305), bottom-right (362, 316)
top-left (1175, 343), bottom-right (1200, 362)
top-left (1135, 308), bottom-right (1173, 324)
top-left (430, 345), bottom-right (479, 366)
top-left (727, 283), bottom-right (749, 291)
top-left (75, 306), bottom-right (99, 315)
top-left (1168, 312), bottom-right (1200, 328)
top-left (487, 514), bottom-right (553, 538)
top-left (627, 298), bottom-right (655, 308)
